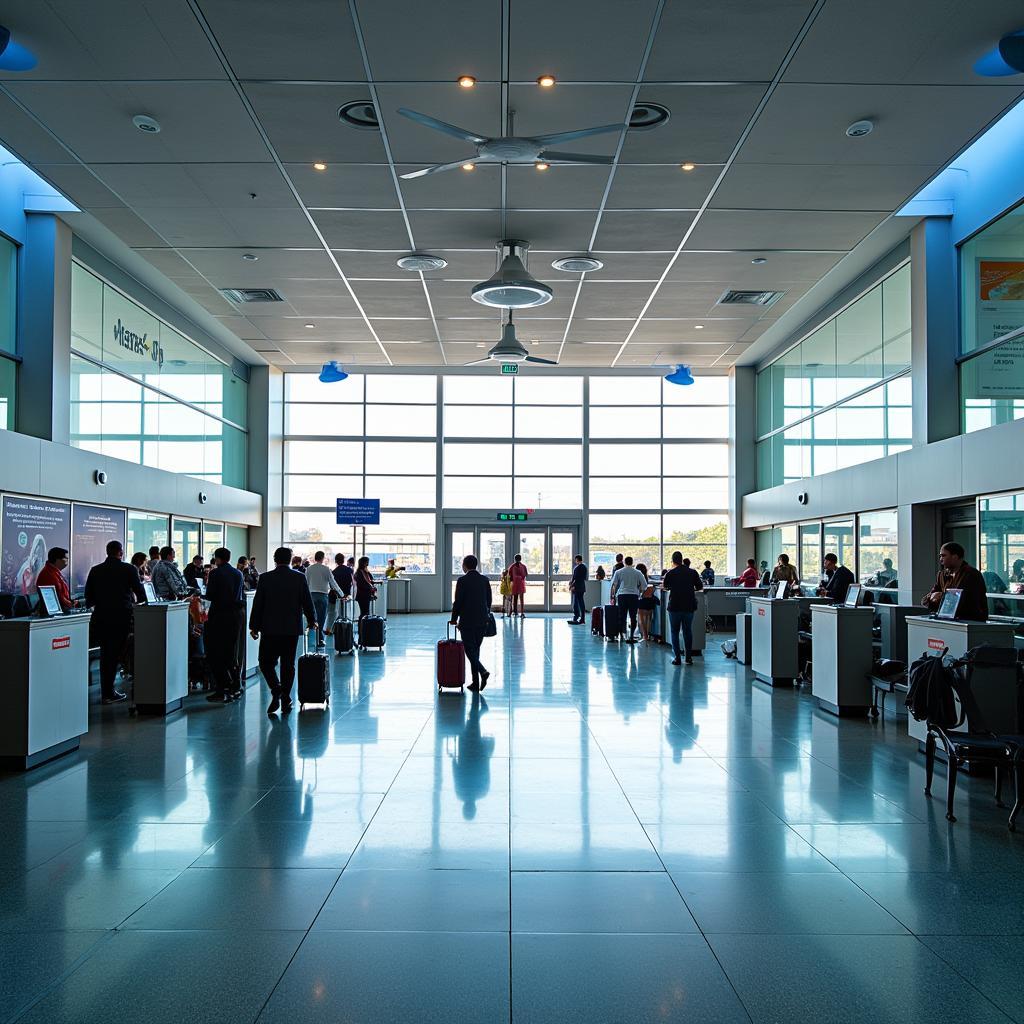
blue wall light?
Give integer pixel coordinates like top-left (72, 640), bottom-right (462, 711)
top-left (0, 26), bottom-right (38, 71)
top-left (664, 364), bottom-right (695, 386)
top-left (974, 29), bottom-right (1024, 76)
top-left (319, 361), bottom-right (349, 383)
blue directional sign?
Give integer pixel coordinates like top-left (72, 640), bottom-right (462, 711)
top-left (336, 497), bottom-right (380, 525)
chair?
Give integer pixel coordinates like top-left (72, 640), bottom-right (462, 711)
top-left (924, 646), bottom-right (1023, 829)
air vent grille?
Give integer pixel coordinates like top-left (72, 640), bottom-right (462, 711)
top-left (716, 288), bottom-right (785, 307)
top-left (219, 287), bottom-right (284, 304)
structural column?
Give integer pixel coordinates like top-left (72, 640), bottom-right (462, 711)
top-left (246, 364), bottom-right (283, 567)
top-left (729, 366), bottom-right (756, 574)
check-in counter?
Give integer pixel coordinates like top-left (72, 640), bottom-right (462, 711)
top-left (751, 597), bottom-right (799, 686)
top-left (243, 589), bottom-right (259, 678)
top-left (811, 605), bottom-right (875, 716)
top-left (132, 601), bottom-right (189, 715)
top-left (705, 587), bottom-right (768, 618)
top-left (736, 613), bottom-right (752, 665)
top-left (386, 577), bottom-right (411, 613)
top-left (875, 604), bottom-right (918, 663)
top-left (585, 578), bottom-right (603, 614)
top-left (905, 616), bottom-right (1016, 750)
top-left (373, 580), bottom-right (388, 621)
top-left (0, 613), bottom-right (92, 769)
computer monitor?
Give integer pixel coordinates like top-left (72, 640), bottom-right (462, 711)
top-left (37, 585), bottom-right (64, 617)
top-left (143, 581), bottom-right (158, 603)
top-left (774, 580), bottom-right (789, 599)
top-left (844, 583), bottom-right (863, 608)
top-left (935, 588), bottom-right (962, 620)
top-left (195, 578), bottom-right (206, 596)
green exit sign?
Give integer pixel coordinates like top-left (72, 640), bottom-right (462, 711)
top-left (496, 512), bottom-right (528, 521)
top-left (500, 362), bottom-right (519, 375)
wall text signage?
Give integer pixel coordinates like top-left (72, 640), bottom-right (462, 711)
top-left (496, 512), bottom-right (528, 521)
top-left (336, 497), bottom-right (381, 526)
top-left (112, 318), bottom-right (164, 367)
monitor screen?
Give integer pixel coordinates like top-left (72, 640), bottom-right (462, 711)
top-left (195, 579), bottom-right (206, 596)
top-left (143, 581), bottom-right (158, 603)
top-left (844, 583), bottom-right (863, 608)
top-left (936, 588), bottom-right (962, 620)
top-left (774, 580), bottom-right (789, 599)
top-left (37, 585), bottom-right (64, 617)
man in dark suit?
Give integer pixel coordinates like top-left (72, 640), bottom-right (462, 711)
top-left (249, 546), bottom-right (317, 714)
top-left (84, 539), bottom-right (146, 704)
top-left (451, 554), bottom-right (493, 691)
top-left (817, 553), bottom-right (855, 604)
top-left (661, 549), bottom-right (704, 666)
top-left (568, 554), bottom-right (588, 624)
top-left (205, 546), bottom-right (246, 704)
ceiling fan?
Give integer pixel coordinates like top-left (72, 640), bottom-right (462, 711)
top-left (464, 314), bottom-right (558, 366)
top-left (397, 107), bottom-right (626, 178)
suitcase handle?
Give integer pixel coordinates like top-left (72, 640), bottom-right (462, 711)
top-left (448, 621), bottom-right (459, 640)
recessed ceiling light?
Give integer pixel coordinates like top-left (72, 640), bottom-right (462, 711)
top-left (132, 114), bottom-right (161, 134)
top-left (304, 323), bottom-right (316, 329)
top-left (680, 162), bottom-right (695, 171)
top-left (241, 253), bottom-right (259, 261)
top-left (694, 324), bottom-right (705, 329)
top-left (531, 339), bottom-right (540, 345)
top-left (629, 102), bottom-right (671, 130)
top-left (313, 161), bottom-right (327, 171)
top-left (537, 74), bottom-right (556, 88)
top-left (457, 75), bottom-right (476, 88)
top-left (461, 162), bottom-right (475, 172)
top-left (552, 255), bottom-right (604, 273)
top-left (845, 119), bottom-right (874, 138)
top-left (338, 100), bottom-right (379, 130)
top-left (396, 252), bottom-right (448, 271)
top-left (751, 257), bottom-right (767, 265)
top-left (535, 161), bottom-right (550, 171)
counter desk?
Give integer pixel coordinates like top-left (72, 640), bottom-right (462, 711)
top-left (750, 597), bottom-right (830, 686)
top-left (0, 613), bottom-right (91, 769)
top-left (132, 601), bottom-right (190, 715)
top-left (243, 589), bottom-right (259, 678)
top-left (705, 587), bottom-right (768, 619)
top-left (811, 605), bottom-right (875, 716)
top-left (386, 577), bottom-right (411, 614)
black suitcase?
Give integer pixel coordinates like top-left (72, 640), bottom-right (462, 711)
top-left (333, 601), bottom-right (355, 656)
top-left (297, 637), bottom-right (330, 707)
top-left (358, 599), bottom-right (386, 650)
top-left (604, 603), bottom-right (625, 641)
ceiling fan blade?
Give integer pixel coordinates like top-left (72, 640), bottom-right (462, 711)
top-left (400, 159), bottom-right (477, 179)
top-left (531, 123), bottom-right (626, 146)
top-left (462, 357), bottom-right (494, 366)
top-left (537, 150), bottom-right (614, 165)
top-left (397, 107), bottom-right (489, 145)
top-left (524, 355), bottom-right (559, 365)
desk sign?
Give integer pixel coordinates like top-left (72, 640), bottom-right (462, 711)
top-left (927, 637), bottom-right (945, 651)
top-left (52, 636), bottom-right (71, 650)
top-left (496, 512), bottom-right (528, 522)
top-left (500, 363), bottom-right (519, 375)
top-left (336, 498), bottom-right (381, 526)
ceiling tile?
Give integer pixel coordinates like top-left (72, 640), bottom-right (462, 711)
top-left (631, 318), bottom-right (753, 343)
top-left (286, 164), bottom-right (399, 210)
top-left (285, 295), bottom-right (362, 317)
top-left (34, 164), bottom-right (125, 208)
top-left (313, 210), bottom-right (411, 248)
top-left (505, 211), bottom-right (598, 250)
top-left (439, 319), bottom-right (502, 341)
top-left (370, 320), bottom-right (437, 342)
top-left (396, 164), bottom-right (501, 210)
top-left (606, 165), bottom-right (714, 209)
top-left (6, 82), bottom-right (269, 163)
top-left (686, 209), bottom-right (885, 251)
top-left (175, 247), bottom-right (338, 282)
top-left (135, 206), bottom-right (317, 248)
top-left (506, 85), bottom-right (634, 155)
top-left (566, 321), bottom-right (631, 344)
top-left (87, 207), bottom-right (166, 246)
top-left (574, 282), bottom-right (654, 319)
top-left (666, 251), bottom-right (843, 283)
top-left (506, 165), bottom-right (611, 210)
top-left (406, 210), bottom-right (502, 249)
top-left (89, 163), bottom-right (291, 210)
top-left (645, 0), bottom-right (815, 82)
top-left (135, 249), bottom-right (203, 281)
top-left (248, 317), bottom-right (374, 343)
top-left (0, 92), bottom-right (71, 164)
top-left (561, 252), bottom-right (670, 280)
top-left (198, 0), bottom-right (366, 79)
top-left (352, 280), bottom-right (431, 317)
top-left (593, 211), bottom-right (695, 250)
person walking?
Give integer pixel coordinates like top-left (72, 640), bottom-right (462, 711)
top-left (205, 547), bottom-right (246, 703)
top-left (84, 540), bottom-right (146, 704)
top-left (507, 553), bottom-right (527, 618)
top-left (568, 553), bottom-right (588, 624)
top-left (636, 563), bottom-right (658, 641)
top-left (610, 555), bottom-right (645, 643)
top-left (451, 554), bottom-right (492, 691)
top-left (151, 546), bottom-right (188, 600)
top-left (249, 546), bottom-right (317, 715)
top-left (354, 555), bottom-right (378, 622)
top-left (661, 550), bottom-right (704, 666)
top-left (305, 550), bottom-right (344, 647)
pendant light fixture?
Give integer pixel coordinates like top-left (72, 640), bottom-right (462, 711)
top-left (664, 364), bottom-right (695, 386)
top-left (471, 239), bottom-right (553, 309)
top-left (319, 361), bottom-right (349, 383)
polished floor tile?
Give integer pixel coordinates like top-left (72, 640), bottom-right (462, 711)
top-left (2, 613), bottom-right (1023, 1024)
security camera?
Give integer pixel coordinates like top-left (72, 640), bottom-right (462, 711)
top-left (198, 491), bottom-right (208, 504)
top-left (797, 492), bottom-right (808, 505)
top-left (94, 470), bottom-right (108, 486)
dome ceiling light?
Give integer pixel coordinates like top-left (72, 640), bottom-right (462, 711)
top-left (552, 255), bottom-right (603, 273)
top-left (396, 252), bottom-right (448, 271)
top-left (338, 100), bottom-right (380, 129)
top-left (471, 240), bottom-right (553, 309)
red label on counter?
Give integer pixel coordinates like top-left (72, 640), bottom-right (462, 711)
top-left (927, 638), bottom-right (945, 651)
top-left (757, 607), bottom-right (766, 616)
top-left (52, 636), bottom-right (71, 650)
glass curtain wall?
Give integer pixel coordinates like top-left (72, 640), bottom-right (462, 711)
top-left (281, 371), bottom-right (732, 576)
top-left (126, 511), bottom-right (169, 561)
top-left (0, 235), bottom-right (17, 429)
top-left (69, 262), bottom-right (248, 487)
top-left (979, 491), bottom-right (1024, 614)
top-left (755, 263), bottom-right (912, 488)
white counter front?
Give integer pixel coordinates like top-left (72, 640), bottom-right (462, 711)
top-left (132, 601), bottom-right (189, 715)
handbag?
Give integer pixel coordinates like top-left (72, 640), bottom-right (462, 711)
top-left (483, 611), bottom-right (497, 637)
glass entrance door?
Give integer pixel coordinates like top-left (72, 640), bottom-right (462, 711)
top-left (445, 523), bottom-right (580, 612)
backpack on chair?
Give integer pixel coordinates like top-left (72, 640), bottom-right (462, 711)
top-left (905, 649), bottom-right (958, 727)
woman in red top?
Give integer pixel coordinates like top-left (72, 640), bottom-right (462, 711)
top-left (35, 547), bottom-right (73, 611)
top-left (738, 558), bottom-right (759, 588)
top-left (507, 553), bottom-right (528, 618)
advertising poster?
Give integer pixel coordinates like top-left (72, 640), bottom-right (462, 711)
top-left (0, 496), bottom-right (71, 596)
top-left (71, 504), bottom-right (127, 594)
top-left (971, 259), bottom-right (1024, 399)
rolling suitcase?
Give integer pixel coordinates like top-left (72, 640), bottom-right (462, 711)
top-left (603, 603), bottom-right (625, 642)
top-left (358, 598), bottom-right (386, 651)
top-left (297, 635), bottom-right (330, 708)
top-left (333, 599), bottom-right (355, 656)
top-left (436, 623), bottom-right (466, 691)
top-left (590, 606), bottom-right (604, 636)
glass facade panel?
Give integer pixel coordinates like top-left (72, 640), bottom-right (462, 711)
top-left (443, 376), bottom-right (512, 404)
top-left (799, 523), bottom-right (821, 585)
top-left (286, 475), bottom-right (364, 505)
top-left (663, 443), bottom-right (728, 476)
top-left (365, 441), bottom-right (435, 474)
top-left (513, 477), bottom-right (583, 509)
top-left (979, 491), bottom-right (1024, 611)
top-left (286, 403), bottom-right (363, 435)
top-left (0, 354), bottom-right (15, 430)
top-left (515, 376), bottom-right (583, 404)
top-left (590, 477), bottom-right (661, 509)
top-left (286, 372), bottom-right (365, 403)
top-left (961, 329), bottom-right (1024, 435)
top-left (513, 444), bottom-right (581, 476)
top-left (663, 477), bottom-right (729, 509)
top-left (126, 512), bottom-right (169, 561)
top-left (445, 443), bottom-right (511, 475)
top-left (590, 376), bottom-right (661, 404)
top-left (285, 440), bottom-right (363, 474)
top-left (513, 405), bottom-right (582, 438)
top-left (859, 510), bottom-right (899, 587)
top-left (366, 403), bottom-right (436, 437)
top-left (590, 406), bottom-right (660, 438)
top-left (444, 405), bottom-right (512, 437)
top-left (823, 519), bottom-right (855, 568)
top-left (444, 477), bottom-right (512, 508)
top-left (663, 375), bottom-right (729, 405)
top-left (591, 443), bottom-right (660, 475)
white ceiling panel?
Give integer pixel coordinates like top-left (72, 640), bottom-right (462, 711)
top-left (631, 319), bottom-right (752, 344)
top-left (686, 210), bottom-right (885, 252)
top-left (370, 320), bottom-right (437, 342)
top-left (505, 211), bottom-right (598, 251)
top-left (645, 0), bottom-right (816, 82)
top-left (351, 280), bottom-right (431, 318)
top-left (136, 207), bottom-right (317, 248)
top-left (396, 165), bottom-right (501, 210)
top-left (439, 319), bottom-right (502, 342)
top-left (175, 247), bottom-right (338, 282)
top-left (197, 0), bottom-right (366, 80)
top-left (666, 251), bottom-right (844, 283)
top-left (594, 211), bottom-right (695, 250)
top-left (87, 208), bottom-right (166, 247)
top-left (506, 85), bottom-right (633, 155)
top-left (285, 295), bottom-right (362, 318)
top-left (34, 164), bottom-right (125, 208)
top-left (575, 282), bottom-right (657, 319)
top-left (288, 164), bottom-right (400, 210)
top-left (252, 317), bottom-right (375, 343)
top-left (5, 82), bottom-right (269, 163)
top-left (506, 165), bottom-right (611, 211)
top-left (313, 210), bottom-right (411, 249)
top-left (568, 253), bottom-right (671, 280)
top-left (606, 165), bottom-right (715, 209)
top-left (406, 211), bottom-right (503, 249)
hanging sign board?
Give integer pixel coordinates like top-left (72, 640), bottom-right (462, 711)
top-left (336, 498), bottom-right (380, 526)
top-left (500, 363), bottom-right (519, 375)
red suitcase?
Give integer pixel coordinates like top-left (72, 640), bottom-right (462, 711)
top-left (437, 623), bottom-right (466, 690)
top-left (590, 606), bottom-right (604, 636)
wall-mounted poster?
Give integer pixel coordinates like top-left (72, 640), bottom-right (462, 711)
top-left (71, 503), bottom-right (127, 594)
top-left (971, 259), bottom-right (1024, 399)
top-left (0, 496), bottom-right (72, 596)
